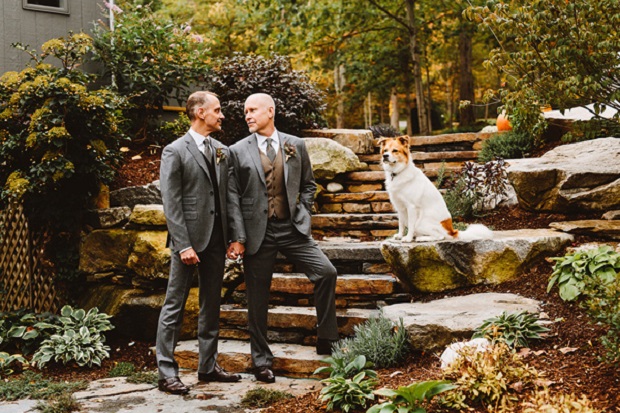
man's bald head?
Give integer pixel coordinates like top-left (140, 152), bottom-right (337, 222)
top-left (245, 93), bottom-right (276, 136)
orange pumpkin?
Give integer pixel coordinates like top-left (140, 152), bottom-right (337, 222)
top-left (496, 112), bottom-right (512, 131)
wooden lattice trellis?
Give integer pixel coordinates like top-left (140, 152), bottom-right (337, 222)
top-left (0, 204), bottom-right (60, 313)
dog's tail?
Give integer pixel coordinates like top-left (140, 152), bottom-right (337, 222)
top-left (456, 223), bottom-right (493, 240)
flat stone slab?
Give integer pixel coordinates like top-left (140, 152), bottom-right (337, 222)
top-left (382, 292), bottom-right (542, 351)
top-left (220, 306), bottom-right (375, 336)
top-left (550, 220), bottom-right (620, 240)
top-left (237, 273), bottom-right (398, 295)
top-left (312, 213), bottom-right (398, 230)
top-left (175, 339), bottom-right (329, 378)
top-left (381, 229), bottom-right (574, 293)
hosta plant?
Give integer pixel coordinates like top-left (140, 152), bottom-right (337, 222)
top-left (547, 245), bottom-right (620, 301)
top-left (0, 352), bottom-right (27, 378)
top-left (319, 370), bottom-right (377, 413)
top-left (314, 354), bottom-right (378, 380)
top-left (368, 380), bottom-right (456, 413)
top-left (0, 309), bottom-right (58, 355)
top-left (473, 310), bottom-right (549, 349)
top-left (32, 306), bottom-right (114, 368)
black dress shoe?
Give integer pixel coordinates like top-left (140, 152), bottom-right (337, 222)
top-left (316, 338), bottom-right (338, 355)
top-left (198, 364), bottom-right (241, 383)
top-left (158, 376), bottom-right (189, 395)
top-left (254, 366), bottom-right (275, 383)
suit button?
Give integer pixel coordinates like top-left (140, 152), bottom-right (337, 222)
top-left (210, 211), bottom-right (214, 215)
top-left (210, 191), bottom-right (214, 195)
top-left (264, 210), bottom-right (268, 214)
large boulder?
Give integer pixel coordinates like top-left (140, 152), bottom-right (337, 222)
top-left (303, 129), bottom-right (375, 154)
top-left (382, 293), bottom-right (542, 351)
top-left (507, 137), bottom-right (620, 213)
top-left (303, 137), bottom-right (367, 180)
top-left (381, 229), bottom-right (573, 293)
top-left (110, 181), bottom-right (162, 208)
top-left (78, 285), bottom-right (200, 341)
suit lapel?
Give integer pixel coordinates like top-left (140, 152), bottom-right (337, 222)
top-left (279, 132), bottom-right (289, 185)
top-left (185, 134), bottom-right (212, 184)
top-left (212, 140), bottom-right (222, 184)
top-left (248, 134), bottom-right (267, 186)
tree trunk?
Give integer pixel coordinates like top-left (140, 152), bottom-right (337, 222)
top-left (458, 26), bottom-right (475, 126)
top-left (334, 64), bottom-right (346, 129)
top-left (390, 88), bottom-right (399, 130)
top-left (405, 0), bottom-right (429, 135)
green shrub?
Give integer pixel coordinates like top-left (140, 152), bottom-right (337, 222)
top-left (582, 271), bottom-right (620, 365)
top-left (109, 361), bottom-right (136, 377)
top-left (478, 130), bottom-right (533, 163)
top-left (547, 245), bottom-right (620, 302)
top-left (0, 34), bottom-right (126, 282)
top-left (368, 380), bottom-right (456, 413)
top-left (155, 113), bottom-right (191, 146)
top-left (0, 371), bottom-right (87, 401)
top-left (331, 315), bottom-right (409, 369)
top-left (35, 392), bottom-right (81, 413)
top-left (0, 309), bottom-right (58, 355)
top-left (92, 2), bottom-right (211, 143)
top-left (241, 387), bottom-right (294, 408)
top-left (473, 311), bottom-right (550, 349)
top-left (0, 352), bottom-right (26, 378)
top-left (369, 123), bottom-right (401, 138)
top-left (207, 53), bottom-right (326, 145)
top-left (319, 370), bottom-right (377, 413)
top-left (441, 341), bottom-right (541, 412)
top-left (32, 306), bottom-right (114, 368)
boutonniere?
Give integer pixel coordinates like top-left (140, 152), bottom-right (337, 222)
top-left (215, 148), bottom-right (226, 165)
top-left (283, 143), bottom-right (297, 162)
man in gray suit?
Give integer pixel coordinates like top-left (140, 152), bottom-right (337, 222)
top-left (227, 93), bottom-right (339, 384)
top-left (156, 91), bottom-right (241, 395)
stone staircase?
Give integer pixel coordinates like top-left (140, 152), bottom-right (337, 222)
top-left (174, 131), bottom-right (496, 378)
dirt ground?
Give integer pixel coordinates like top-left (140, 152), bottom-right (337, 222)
top-left (15, 146), bottom-right (620, 412)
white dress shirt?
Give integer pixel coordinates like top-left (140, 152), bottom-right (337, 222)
top-left (188, 128), bottom-right (211, 153)
top-left (256, 130), bottom-right (279, 157)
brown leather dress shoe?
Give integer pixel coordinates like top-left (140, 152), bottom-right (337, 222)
top-left (198, 364), bottom-right (241, 383)
top-left (158, 376), bottom-right (189, 395)
top-left (254, 366), bottom-right (275, 383)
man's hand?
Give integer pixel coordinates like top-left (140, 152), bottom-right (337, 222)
top-left (227, 242), bottom-right (245, 260)
top-left (180, 248), bottom-right (200, 266)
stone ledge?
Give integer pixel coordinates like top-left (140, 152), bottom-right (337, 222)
top-left (381, 229), bottom-right (573, 293)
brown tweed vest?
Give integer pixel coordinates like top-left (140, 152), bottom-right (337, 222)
top-left (260, 147), bottom-right (290, 220)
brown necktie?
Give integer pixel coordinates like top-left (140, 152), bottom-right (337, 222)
top-left (265, 138), bottom-right (276, 163)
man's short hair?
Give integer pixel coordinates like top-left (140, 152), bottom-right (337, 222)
top-left (186, 91), bottom-right (218, 121)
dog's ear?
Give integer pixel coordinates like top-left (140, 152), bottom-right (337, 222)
top-left (398, 135), bottom-right (410, 147)
top-left (377, 137), bottom-right (389, 147)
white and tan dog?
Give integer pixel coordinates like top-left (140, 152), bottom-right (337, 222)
top-left (378, 136), bottom-right (492, 242)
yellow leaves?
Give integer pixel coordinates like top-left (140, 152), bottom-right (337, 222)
top-left (0, 71), bottom-right (20, 88)
top-left (41, 39), bottom-right (65, 56)
top-left (4, 171), bottom-right (30, 199)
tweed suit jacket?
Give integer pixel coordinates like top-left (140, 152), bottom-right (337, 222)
top-left (227, 132), bottom-right (315, 255)
top-left (160, 132), bottom-right (229, 253)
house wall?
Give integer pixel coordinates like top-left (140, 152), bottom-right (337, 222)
top-left (0, 0), bottom-right (104, 74)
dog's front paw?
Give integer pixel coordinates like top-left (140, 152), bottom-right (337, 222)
top-left (393, 233), bottom-right (403, 240)
top-left (401, 235), bottom-right (415, 243)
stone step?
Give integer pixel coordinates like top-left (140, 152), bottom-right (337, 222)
top-left (371, 132), bottom-right (495, 151)
top-left (175, 339), bottom-right (328, 378)
top-left (318, 191), bottom-right (390, 203)
top-left (358, 150), bottom-right (480, 164)
top-left (238, 273), bottom-right (399, 296)
top-left (312, 213), bottom-right (398, 230)
top-left (219, 306), bottom-right (375, 338)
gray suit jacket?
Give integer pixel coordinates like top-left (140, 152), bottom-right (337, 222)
top-left (160, 132), bottom-right (229, 253)
top-left (228, 132), bottom-right (315, 255)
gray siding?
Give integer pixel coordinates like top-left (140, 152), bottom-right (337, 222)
top-left (0, 0), bottom-right (104, 74)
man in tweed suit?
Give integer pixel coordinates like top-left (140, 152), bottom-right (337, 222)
top-left (156, 91), bottom-right (240, 395)
top-left (227, 93), bottom-right (339, 384)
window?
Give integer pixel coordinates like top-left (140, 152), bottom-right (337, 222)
top-left (23, 0), bottom-right (69, 15)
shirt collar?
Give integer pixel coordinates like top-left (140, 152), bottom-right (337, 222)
top-left (256, 129), bottom-right (279, 148)
top-left (189, 128), bottom-right (209, 148)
